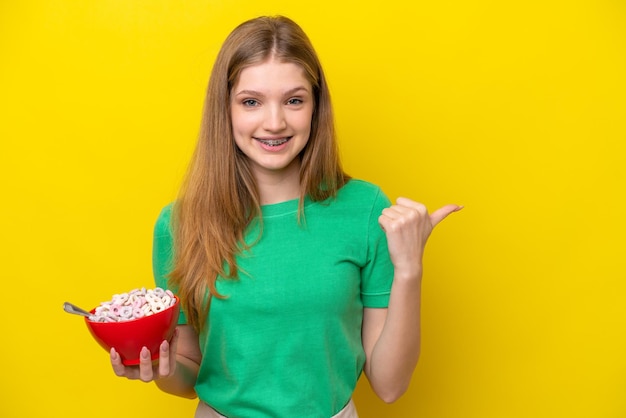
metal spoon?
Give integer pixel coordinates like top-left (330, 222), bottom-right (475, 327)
top-left (63, 301), bottom-right (92, 318)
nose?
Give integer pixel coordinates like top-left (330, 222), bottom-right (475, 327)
top-left (263, 104), bottom-right (287, 132)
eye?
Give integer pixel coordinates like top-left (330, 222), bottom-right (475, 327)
top-left (242, 99), bottom-right (259, 107)
top-left (287, 98), bottom-right (303, 105)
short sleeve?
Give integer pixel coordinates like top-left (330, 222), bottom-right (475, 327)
top-left (360, 189), bottom-right (394, 308)
top-left (152, 204), bottom-right (188, 324)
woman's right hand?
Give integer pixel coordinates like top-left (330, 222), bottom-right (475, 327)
top-left (110, 328), bottom-right (180, 382)
top-left (110, 325), bottom-right (201, 398)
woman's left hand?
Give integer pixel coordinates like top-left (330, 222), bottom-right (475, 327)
top-left (378, 197), bottom-right (462, 280)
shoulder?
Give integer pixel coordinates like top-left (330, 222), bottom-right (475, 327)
top-left (154, 203), bottom-right (175, 237)
top-left (337, 179), bottom-right (390, 207)
top-left (339, 179), bottom-right (384, 196)
top-left (316, 180), bottom-right (391, 219)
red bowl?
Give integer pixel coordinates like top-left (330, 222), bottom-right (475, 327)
top-left (85, 297), bottom-right (180, 365)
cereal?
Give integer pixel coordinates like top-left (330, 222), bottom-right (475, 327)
top-left (132, 307), bottom-right (145, 319)
top-left (88, 287), bottom-right (176, 323)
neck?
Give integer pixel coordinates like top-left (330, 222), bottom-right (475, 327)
top-left (254, 160), bottom-right (302, 205)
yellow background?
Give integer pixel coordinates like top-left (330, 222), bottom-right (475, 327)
top-left (1, 1), bottom-right (625, 417)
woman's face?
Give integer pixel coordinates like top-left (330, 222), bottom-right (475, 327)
top-left (230, 58), bottom-right (314, 181)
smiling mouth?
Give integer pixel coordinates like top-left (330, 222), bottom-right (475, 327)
top-left (256, 137), bottom-right (291, 147)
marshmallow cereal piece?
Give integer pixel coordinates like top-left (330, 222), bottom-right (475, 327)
top-left (133, 307), bottom-right (145, 318)
top-left (150, 301), bottom-right (166, 313)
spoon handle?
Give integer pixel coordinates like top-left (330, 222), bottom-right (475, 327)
top-left (63, 301), bottom-right (92, 318)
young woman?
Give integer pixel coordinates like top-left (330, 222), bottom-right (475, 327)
top-left (110, 15), bottom-right (461, 418)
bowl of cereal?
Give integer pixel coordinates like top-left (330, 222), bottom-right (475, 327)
top-left (84, 287), bottom-right (180, 365)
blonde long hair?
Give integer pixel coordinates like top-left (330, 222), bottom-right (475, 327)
top-left (170, 16), bottom-right (349, 333)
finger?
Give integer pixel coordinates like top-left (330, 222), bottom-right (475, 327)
top-left (379, 209), bottom-right (413, 235)
top-left (110, 348), bottom-right (127, 377)
top-left (395, 197), bottom-right (426, 211)
top-left (430, 204), bottom-right (463, 227)
top-left (381, 200), bottom-right (424, 221)
top-left (138, 346), bottom-right (154, 382)
top-left (378, 213), bottom-right (390, 231)
top-left (392, 198), bottom-right (428, 221)
top-left (168, 328), bottom-right (180, 369)
top-left (158, 340), bottom-right (171, 377)
top-left (380, 206), bottom-right (402, 220)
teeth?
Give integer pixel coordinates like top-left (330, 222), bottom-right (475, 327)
top-left (259, 138), bottom-right (288, 146)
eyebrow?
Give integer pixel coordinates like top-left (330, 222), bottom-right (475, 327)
top-left (233, 86), bottom-right (310, 98)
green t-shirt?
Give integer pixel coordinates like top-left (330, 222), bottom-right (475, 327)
top-left (153, 179), bottom-right (394, 417)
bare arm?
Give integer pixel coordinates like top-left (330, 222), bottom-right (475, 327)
top-left (110, 324), bottom-right (202, 399)
top-left (362, 198), bottom-right (461, 403)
